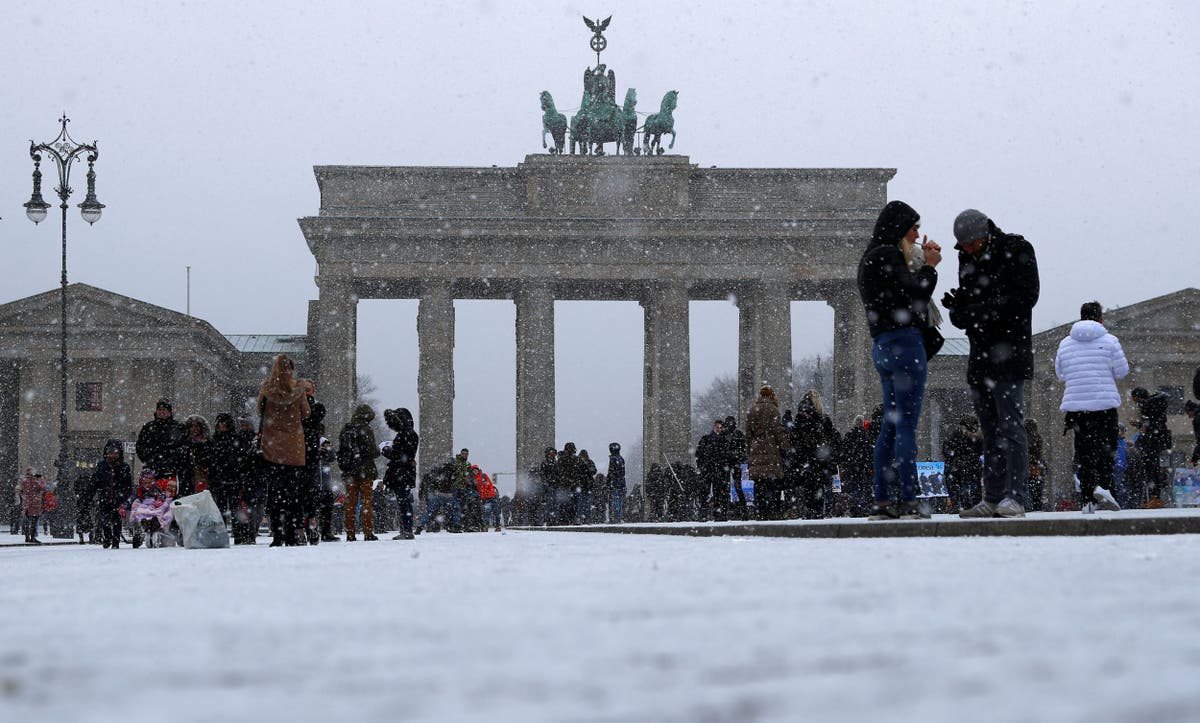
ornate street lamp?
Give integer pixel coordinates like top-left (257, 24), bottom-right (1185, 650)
top-left (24, 113), bottom-right (104, 490)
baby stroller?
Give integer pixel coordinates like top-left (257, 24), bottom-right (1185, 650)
top-left (127, 470), bottom-right (178, 548)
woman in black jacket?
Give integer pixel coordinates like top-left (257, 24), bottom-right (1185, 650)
top-left (856, 200), bottom-right (942, 520)
top-left (382, 408), bottom-right (419, 540)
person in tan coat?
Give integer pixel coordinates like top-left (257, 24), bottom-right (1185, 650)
top-left (746, 386), bottom-right (789, 520)
top-left (258, 353), bottom-right (313, 547)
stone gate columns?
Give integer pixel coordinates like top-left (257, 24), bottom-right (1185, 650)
top-left (642, 282), bottom-right (691, 470)
top-left (313, 279), bottom-right (358, 437)
top-left (418, 283), bottom-right (455, 477)
top-left (514, 285), bottom-right (555, 496)
top-left (828, 281), bottom-right (874, 428)
top-left (737, 283), bottom-right (792, 424)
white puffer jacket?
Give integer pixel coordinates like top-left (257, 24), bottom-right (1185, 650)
top-left (1055, 320), bottom-right (1130, 411)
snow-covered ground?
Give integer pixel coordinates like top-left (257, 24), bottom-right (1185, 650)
top-left (2, 527), bottom-right (1199, 722)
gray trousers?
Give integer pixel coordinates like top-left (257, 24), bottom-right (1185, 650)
top-left (970, 380), bottom-right (1028, 505)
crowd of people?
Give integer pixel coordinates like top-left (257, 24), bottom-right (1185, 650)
top-left (9, 201), bottom-right (1198, 544)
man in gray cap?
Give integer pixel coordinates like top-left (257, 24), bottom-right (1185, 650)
top-left (941, 209), bottom-right (1040, 518)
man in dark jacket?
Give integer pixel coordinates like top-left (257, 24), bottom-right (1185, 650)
top-left (606, 442), bottom-right (626, 523)
top-left (943, 210), bottom-right (1039, 518)
top-left (1131, 387), bottom-right (1171, 508)
top-left (721, 415), bottom-right (749, 520)
top-left (136, 399), bottom-right (188, 487)
top-left (529, 447), bottom-right (558, 525)
top-left (696, 420), bottom-right (726, 520)
top-left (554, 443), bottom-right (583, 525)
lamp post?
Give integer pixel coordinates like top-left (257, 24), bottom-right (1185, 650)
top-left (23, 113), bottom-right (104, 490)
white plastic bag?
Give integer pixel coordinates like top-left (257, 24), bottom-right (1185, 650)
top-left (171, 490), bottom-right (230, 549)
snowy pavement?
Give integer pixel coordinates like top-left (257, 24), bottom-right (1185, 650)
top-left (2, 528), bottom-right (1199, 722)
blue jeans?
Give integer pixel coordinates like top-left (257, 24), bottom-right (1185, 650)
top-left (418, 492), bottom-right (462, 530)
top-left (575, 492), bottom-right (593, 524)
top-left (970, 380), bottom-right (1027, 505)
top-left (610, 489), bottom-right (624, 523)
top-left (396, 491), bottom-right (414, 533)
top-left (871, 327), bottom-right (927, 503)
top-left (482, 498), bottom-right (501, 529)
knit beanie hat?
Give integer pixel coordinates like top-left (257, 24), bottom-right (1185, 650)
top-left (953, 209), bottom-right (990, 246)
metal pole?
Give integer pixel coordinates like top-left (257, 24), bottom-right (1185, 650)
top-left (186, 266), bottom-right (191, 316)
top-left (58, 198), bottom-right (69, 488)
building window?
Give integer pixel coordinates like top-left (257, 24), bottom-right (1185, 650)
top-left (75, 382), bottom-right (103, 412)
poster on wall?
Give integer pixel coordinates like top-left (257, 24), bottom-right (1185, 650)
top-left (1172, 468), bottom-right (1200, 507)
top-left (730, 464), bottom-right (755, 503)
top-left (916, 461), bottom-right (948, 498)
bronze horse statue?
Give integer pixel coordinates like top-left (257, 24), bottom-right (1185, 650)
top-left (540, 91), bottom-right (567, 154)
top-left (642, 90), bottom-right (678, 155)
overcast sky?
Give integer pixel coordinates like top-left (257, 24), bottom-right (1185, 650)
top-left (2, 1), bottom-right (1197, 491)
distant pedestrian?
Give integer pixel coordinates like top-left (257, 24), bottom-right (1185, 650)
top-left (337, 404), bottom-right (380, 541)
top-left (696, 421), bottom-right (726, 520)
top-left (746, 385), bottom-right (789, 520)
top-left (942, 415), bottom-right (983, 512)
top-left (136, 399), bottom-right (188, 492)
top-left (20, 470), bottom-right (47, 544)
top-left (607, 442), bottom-right (626, 523)
top-left (73, 471), bottom-right (94, 544)
top-left (943, 209), bottom-right (1039, 519)
top-left (837, 415), bottom-right (874, 518)
top-left (87, 439), bottom-right (133, 549)
top-left (1024, 419), bottom-right (1046, 512)
top-left (1185, 401), bottom-right (1200, 467)
top-left (721, 416), bottom-right (749, 520)
top-left (473, 465), bottom-right (501, 532)
top-left (1055, 301), bottom-right (1128, 513)
top-left (1130, 387), bottom-right (1171, 509)
top-left (382, 408), bottom-right (419, 540)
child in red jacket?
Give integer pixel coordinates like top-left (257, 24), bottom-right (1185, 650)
top-left (473, 465), bottom-right (501, 532)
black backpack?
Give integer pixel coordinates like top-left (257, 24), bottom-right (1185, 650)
top-left (336, 428), bottom-right (357, 475)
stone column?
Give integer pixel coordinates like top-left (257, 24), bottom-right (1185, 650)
top-left (418, 282), bottom-right (455, 478)
top-left (313, 279), bottom-right (358, 439)
top-left (643, 282), bottom-right (691, 475)
top-left (514, 285), bottom-right (555, 497)
top-left (737, 283), bottom-right (792, 424)
top-left (828, 281), bottom-right (874, 429)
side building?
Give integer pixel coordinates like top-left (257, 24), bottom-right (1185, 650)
top-left (0, 283), bottom-right (307, 504)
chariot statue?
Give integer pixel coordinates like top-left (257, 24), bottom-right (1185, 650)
top-left (537, 15), bottom-right (679, 157)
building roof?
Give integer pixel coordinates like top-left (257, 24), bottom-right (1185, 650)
top-left (224, 334), bottom-right (307, 354)
top-left (941, 337), bottom-right (970, 356)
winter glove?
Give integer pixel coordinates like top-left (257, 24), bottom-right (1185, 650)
top-left (941, 288), bottom-right (960, 311)
top-left (118, 505), bottom-right (127, 518)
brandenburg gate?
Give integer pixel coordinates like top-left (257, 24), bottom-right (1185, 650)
top-left (299, 155), bottom-right (893, 487)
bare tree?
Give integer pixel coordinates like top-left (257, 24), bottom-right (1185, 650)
top-left (354, 373), bottom-right (387, 443)
top-left (690, 373), bottom-right (738, 449)
top-left (790, 351), bottom-right (835, 408)
top-left (688, 350), bottom-right (834, 449)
